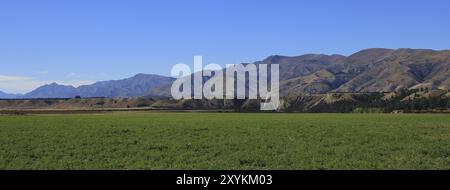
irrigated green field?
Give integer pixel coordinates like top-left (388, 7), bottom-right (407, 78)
top-left (0, 112), bottom-right (449, 170)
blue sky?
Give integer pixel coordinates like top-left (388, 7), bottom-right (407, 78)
top-left (1, 0), bottom-right (449, 93)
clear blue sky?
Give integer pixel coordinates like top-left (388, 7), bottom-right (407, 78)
top-left (1, 0), bottom-right (449, 93)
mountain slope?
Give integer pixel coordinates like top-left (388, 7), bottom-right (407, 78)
top-left (76, 74), bottom-right (175, 98)
top-left (255, 54), bottom-right (346, 80)
top-left (0, 91), bottom-right (22, 99)
top-left (334, 48), bottom-right (450, 92)
top-left (280, 69), bottom-right (338, 96)
top-left (24, 74), bottom-right (175, 98)
top-left (24, 83), bottom-right (77, 98)
top-left (144, 48), bottom-right (450, 98)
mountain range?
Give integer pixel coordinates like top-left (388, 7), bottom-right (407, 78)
top-left (266, 48), bottom-right (450, 96)
top-left (0, 91), bottom-right (20, 99)
top-left (1, 48), bottom-right (449, 99)
top-left (0, 74), bottom-right (175, 99)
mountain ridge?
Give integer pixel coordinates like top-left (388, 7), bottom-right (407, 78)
top-left (22, 74), bottom-right (175, 99)
top-left (1, 48), bottom-right (449, 99)
top-left (0, 91), bottom-right (22, 99)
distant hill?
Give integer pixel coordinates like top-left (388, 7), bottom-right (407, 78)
top-left (75, 74), bottom-right (175, 98)
top-left (0, 91), bottom-right (22, 99)
top-left (24, 83), bottom-right (77, 98)
top-left (23, 74), bottom-right (175, 99)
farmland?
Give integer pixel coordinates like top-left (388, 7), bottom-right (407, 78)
top-left (0, 112), bottom-right (449, 169)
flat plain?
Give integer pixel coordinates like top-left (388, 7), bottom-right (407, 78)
top-left (0, 112), bottom-right (449, 169)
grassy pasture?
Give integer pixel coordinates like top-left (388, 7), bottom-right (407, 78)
top-left (0, 112), bottom-right (449, 169)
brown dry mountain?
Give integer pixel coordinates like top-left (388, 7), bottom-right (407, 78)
top-left (276, 48), bottom-right (450, 96)
top-left (145, 48), bottom-right (450, 97)
top-left (1, 48), bottom-right (449, 99)
top-left (21, 74), bottom-right (175, 99)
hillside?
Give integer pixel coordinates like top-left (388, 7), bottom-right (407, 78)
top-left (281, 48), bottom-right (450, 95)
top-left (145, 48), bottom-right (450, 98)
top-left (0, 91), bottom-right (22, 99)
top-left (23, 74), bottom-right (175, 99)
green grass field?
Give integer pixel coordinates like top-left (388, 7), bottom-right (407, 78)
top-left (0, 112), bottom-right (449, 170)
